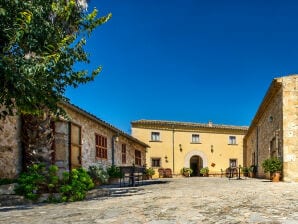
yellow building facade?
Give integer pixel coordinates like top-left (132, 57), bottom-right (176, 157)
top-left (131, 120), bottom-right (248, 176)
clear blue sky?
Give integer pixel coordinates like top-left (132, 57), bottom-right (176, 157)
top-left (66, 0), bottom-right (298, 133)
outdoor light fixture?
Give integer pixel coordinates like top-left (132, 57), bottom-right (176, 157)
top-left (179, 144), bottom-right (182, 152)
top-left (211, 145), bottom-right (214, 153)
top-left (164, 155), bottom-right (168, 163)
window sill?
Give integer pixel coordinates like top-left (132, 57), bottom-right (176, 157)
top-left (190, 142), bottom-right (202, 144)
top-left (149, 140), bottom-right (162, 142)
top-left (228, 144), bottom-right (238, 146)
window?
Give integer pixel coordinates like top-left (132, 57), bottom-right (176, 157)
top-left (95, 134), bottom-right (107, 159)
top-left (228, 136), bottom-right (237, 145)
top-left (229, 159), bottom-right (237, 168)
top-left (151, 132), bottom-right (160, 141)
top-left (191, 134), bottom-right (200, 143)
top-left (151, 158), bottom-right (161, 167)
top-left (121, 144), bottom-right (126, 164)
top-left (135, 150), bottom-right (142, 166)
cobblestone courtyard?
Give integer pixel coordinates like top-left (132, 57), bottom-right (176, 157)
top-left (0, 177), bottom-right (298, 224)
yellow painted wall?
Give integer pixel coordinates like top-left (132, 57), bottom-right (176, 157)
top-left (132, 123), bottom-right (246, 176)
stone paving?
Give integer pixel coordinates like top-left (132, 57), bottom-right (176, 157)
top-left (0, 177), bottom-right (298, 224)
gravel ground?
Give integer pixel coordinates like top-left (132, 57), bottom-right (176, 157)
top-left (0, 177), bottom-right (297, 224)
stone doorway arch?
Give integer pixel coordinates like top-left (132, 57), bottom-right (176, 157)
top-left (184, 151), bottom-right (208, 176)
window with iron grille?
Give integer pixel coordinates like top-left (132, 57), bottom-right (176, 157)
top-left (135, 150), bottom-right (142, 166)
top-left (228, 136), bottom-right (237, 145)
top-left (151, 132), bottom-right (160, 141)
top-left (122, 144), bottom-right (126, 164)
top-left (95, 134), bottom-right (107, 159)
top-left (191, 134), bottom-right (200, 143)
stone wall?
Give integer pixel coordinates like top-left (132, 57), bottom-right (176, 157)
top-left (0, 115), bottom-right (22, 178)
top-left (245, 75), bottom-right (298, 181)
top-left (61, 105), bottom-right (147, 171)
top-left (245, 83), bottom-right (283, 178)
top-left (282, 76), bottom-right (298, 182)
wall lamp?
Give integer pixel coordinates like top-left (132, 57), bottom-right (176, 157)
top-left (179, 144), bottom-right (183, 152)
top-left (211, 145), bottom-right (214, 153)
top-left (164, 155), bottom-right (168, 163)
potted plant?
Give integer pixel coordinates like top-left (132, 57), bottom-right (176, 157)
top-left (248, 165), bottom-right (257, 178)
top-left (261, 157), bottom-right (282, 182)
top-left (145, 167), bottom-right (155, 179)
top-left (200, 167), bottom-right (209, 177)
top-left (180, 167), bottom-right (193, 177)
top-left (241, 166), bottom-right (249, 177)
top-left (107, 165), bottom-right (123, 184)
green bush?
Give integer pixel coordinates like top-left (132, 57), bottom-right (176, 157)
top-left (88, 165), bottom-right (109, 185)
top-left (15, 163), bottom-right (47, 200)
top-left (145, 167), bottom-right (155, 177)
top-left (200, 167), bottom-right (209, 176)
top-left (180, 167), bottom-right (193, 176)
top-left (262, 157), bottom-right (282, 174)
top-left (107, 165), bottom-right (123, 178)
top-left (15, 164), bottom-right (94, 202)
top-left (60, 168), bottom-right (94, 202)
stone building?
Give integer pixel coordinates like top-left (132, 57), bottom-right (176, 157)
top-left (131, 120), bottom-right (248, 176)
top-left (244, 74), bottom-right (298, 182)
top-left (0, 102), bottom-right (148, 178)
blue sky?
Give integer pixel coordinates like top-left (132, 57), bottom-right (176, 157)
top-left (66, 0), bottom-right (298, 133)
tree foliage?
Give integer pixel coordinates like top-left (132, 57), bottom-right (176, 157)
top-left (0, 0), bottom-right (111, 118)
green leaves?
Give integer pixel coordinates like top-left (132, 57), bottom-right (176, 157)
top-left (0, 0), bottom-right (111, 118)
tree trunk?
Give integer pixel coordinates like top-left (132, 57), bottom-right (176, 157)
top-left (21, 110), bottom-right (54, 170)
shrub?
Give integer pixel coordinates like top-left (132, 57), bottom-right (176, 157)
top-left (200, 167), bottom-right (209, 176)
top-left (145, 167), bottom-right (155, 177)
top-left (88, 165), bottom-right (109, 185)
top-left (107, 165), bottom-right (123, 178)
top-left (15, 163), bottom-right (47, 200)
top-left (60, 168), bottom-right (94, 202)
top-left (262, 157), bottom-right (282, 174)
top-left (180, 167), bottom-right (193, 176)
top-left (15, 163), bottom-right (94, 202)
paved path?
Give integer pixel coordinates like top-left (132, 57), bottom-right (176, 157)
top-left (0, 177), bottom-right (298, 224)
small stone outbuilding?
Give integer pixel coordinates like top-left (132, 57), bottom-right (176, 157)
top-left (244, 74), bottom-right (298, 182)
top-left (0, 102), bottom-right (148, 178)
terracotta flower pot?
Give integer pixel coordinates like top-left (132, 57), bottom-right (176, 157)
top-left (272, 172), bottom-right (281, 182)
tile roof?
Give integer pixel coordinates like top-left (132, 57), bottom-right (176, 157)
top-left (131, 119), bottom-right (248, 132)
top-left (61, 102), bottom-right (149, 148)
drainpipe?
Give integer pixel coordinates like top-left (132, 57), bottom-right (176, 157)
top-left (172, 125), bottom-right (175, 174)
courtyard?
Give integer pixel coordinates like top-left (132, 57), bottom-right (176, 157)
top-left (0, 177), bottom-right (297, 224)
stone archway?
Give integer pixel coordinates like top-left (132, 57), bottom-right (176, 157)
top-left (184, 150), bottom-right (208, 174)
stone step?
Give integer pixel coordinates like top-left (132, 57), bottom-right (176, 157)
top-left (0, 195), bottom-right (30, 207)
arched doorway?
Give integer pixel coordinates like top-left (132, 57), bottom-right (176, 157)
top-left (190, 155), bottom-right (203, 176)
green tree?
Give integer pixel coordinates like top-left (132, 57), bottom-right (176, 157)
top-left (0, 0), bottom-right (111, 117)
top-left (0, 0), bottom-right (111, 167)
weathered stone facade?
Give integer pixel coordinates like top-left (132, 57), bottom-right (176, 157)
top-left (56, 103), bottom-right (148, 172)
top-left (244, 74), bottom-right (298, 182)
top-left (0, 115), bottom-right (22, 178)
top-left (0, 103), bottom-right (148, 178)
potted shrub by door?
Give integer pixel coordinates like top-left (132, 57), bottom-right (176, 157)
top-left (200, 167), bottom-right (209, 177)
top-left (261, 157), bottom-right (282, 182)
top-left (180, 167), bottom-right (193, 177)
